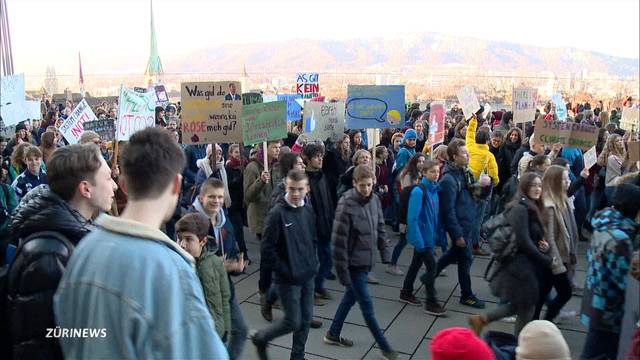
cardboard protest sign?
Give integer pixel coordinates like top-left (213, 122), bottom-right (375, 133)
top-left (456, 86), bottom-right (480, 120)
top-left (513, 87), bottom-right (538, 124)
top-left (0, 101), bottom-right (41, 127)
top-left (242, 101), bottom-right (287, 146)
top-left (59, 99), bottom-right (97, 144)
top-left (346, 85), bottom-right (405, 129)
top-left (153, 84), bottom-right (169, 107)
top-left (628, 141), bottom-right (640, 163)
top-left (180, 81), bottom-right (242, 144)
top-left (277, 94), bottom-right (302, 121)
top-left (242, 92), bottom-right (263, 105)
top-left (0, 74), bottom-right (25, 105)
top-left (296, 72), bottom-right (319, 99)
top-left (620, 107), bottom-right (639, 132)
top-left (551, 93), bottom-right (567, 121)
top-left (116, 86), bottom-right (156, 141)
top-left (84, 119), bottom-right (116, 142)
top-left (583, 146), bottom-right (597, 169)
top-left (428, 102), bottom-right (446, 145)
top-left (532, 117), bottom-right (598, 151)
top-left (303, 101), bottom-right (346, 141)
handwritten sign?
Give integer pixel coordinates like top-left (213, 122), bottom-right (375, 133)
top-left (242, 101), bottom-right (287, 146)
top-left (84, 119), bottom-right (116, 142)
top-left (296, 72), bottom-right (319, 99)
top-left (277, 94), bottom-right (302, 121)
top-left (456, 86), bottom-right (480, 120)
top-left (59, 99), bottom-right (97, 144)
top-left (513, 87), bottom-right (538, 124)
top-left (346, 85), bottom-right (404, 129)
top-left (0, 101), bottom-right (41, 127)
top-left (620, 107), bottom-right (639, 132)
top-left (551, 93), bottom-right (567, 121)
top-left (0, 74), bottom-right (25, 105)
top-left (153, 84), bottom-right (169, 107)
top-left (303, 101), bottom-right (346, 142)
top-left (532, 117), bottom-right (598, 151)
top-left (628, 142), bottom-right (640, 163)
top-left (180, 81), bottom-right (242, 144)
top-left (428, 102), bottom-right (446, 145)
top-left (583, 146), bottom-right (597, 170)
top-left (242, 92), bottom-right (263, 105)
top-left (116, 86), bottom-right (156, 141)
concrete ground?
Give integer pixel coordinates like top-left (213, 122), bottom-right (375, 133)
top-left (232, 227), bottom-right (587, 360)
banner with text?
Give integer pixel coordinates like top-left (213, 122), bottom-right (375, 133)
top-left (551, 93), bottom-right (567, 121)
top-left (0, 74), bottom-right (25, 105)
top-left (0, 101), bottom-right (41, 127)
top-left (296, 72), bottom-right (319, 99)
top-left (428, 102), bottom-right (446, 145)
top-left (277, 94), bottom-right (303, 121)
top-left (513, 87), bottom-right (538, 124)
top-left (532, 117), bottom-right (598, 151)
top-left (59, 99), bottom-right (98, 144)
top-left (346, 85), bottom-right (405, 129)
top-left (116, 86), bottom-right (156, 141)
top-left (620, 107), bottom-right (639, 132)
top-left (303, 101), bottom-right (346, 141)
top-left (180, 81), bottom-right (243, 144)
top-left (456, 86), bottom-right (480, 120)
top-left (242, 101), bottom-right (287, 146)
top-left (242, 92), bottom-right (264, 105)
top-left (84, 119), bottom-right (116, 142)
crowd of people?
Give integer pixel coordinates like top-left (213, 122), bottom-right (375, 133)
top-left (0, 95), bottom-right (639, 360)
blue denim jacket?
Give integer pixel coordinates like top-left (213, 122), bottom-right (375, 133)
top-left (54, 215), bottom-right (228, 360)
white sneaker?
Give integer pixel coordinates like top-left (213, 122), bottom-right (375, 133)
top-left (385, 265), bottom-right (404, 276)
top-left (367, 274), bottom-right (380, 284)
top-left (501, 316), bottom-right (516, 323)
top-left (438, 268), bottom-right (448, 277)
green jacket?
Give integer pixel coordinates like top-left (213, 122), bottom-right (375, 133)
top-left (0, 183), bottom-right (17, 232)
top-left (242, 160), bottom-right (275, 234)
top-left (195, 252), bottom-right (231, 337)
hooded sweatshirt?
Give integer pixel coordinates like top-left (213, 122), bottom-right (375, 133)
top-left (191, 198), bottom-right (238, 258)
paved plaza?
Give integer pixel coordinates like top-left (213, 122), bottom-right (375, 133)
top-left (231, 227), bottom-right (588, 360)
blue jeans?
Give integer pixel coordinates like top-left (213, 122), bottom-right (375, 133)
top-left (254, 279), bottom-right (314, 360)
top-left (329, 271), bottom-right (393, 353)
top-left (315, 240), bottom-right (332, 292)
top-left (435, 234), bottom-right (474, 298)
top-left (390, 233), bottom-right (407, 266)
top-left (580, 328), bottom-right (619, 360)
top-left (228, 296), bottom-right (248, 360)
top-left (471, 197), bottom-right (489, 246)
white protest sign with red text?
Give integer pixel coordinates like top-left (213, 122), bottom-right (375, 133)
top-left (58, 99), bottom-right (97, 144)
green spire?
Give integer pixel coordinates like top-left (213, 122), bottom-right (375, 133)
top-left (144, 0), bottom-right (163, 84)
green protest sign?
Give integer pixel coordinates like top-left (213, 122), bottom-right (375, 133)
top-left (242, 101), bottom-right (287, 145)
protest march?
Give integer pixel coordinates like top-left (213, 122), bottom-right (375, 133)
top-left (1, 1), bottom-right (640, 360)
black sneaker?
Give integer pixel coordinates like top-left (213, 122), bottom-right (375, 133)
top-left (310, 319), bottom-right (322, 329)
top-left (315, 288), bottom-right (332, 300)
top-left (424, 301), bottom-right (447, 316)
top-left (323, 332), bottom-right (354, 347)
top-left (260, 293), bottom-right (273, 322)
top-left (250, 330), bottom-right (268, 360)
top-left (459, 295), bottom-right (486, 309)
top-left (399, 293), bottom-right (421, 306)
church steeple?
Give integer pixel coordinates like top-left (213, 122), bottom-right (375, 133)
top-left (144, 0), bottom-right (163, 86)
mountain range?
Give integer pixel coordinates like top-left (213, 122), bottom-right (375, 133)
top-left (167, 33), bottom-right (640, 77)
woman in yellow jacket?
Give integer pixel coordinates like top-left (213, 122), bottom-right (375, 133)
top-left (465, 115), bottom-right (499, 255)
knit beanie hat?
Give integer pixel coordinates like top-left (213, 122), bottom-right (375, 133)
top-left (516, 320), bottom-right (570, 360)
top-left (403, 129), bottom-right (417, 142)
top-left (431, 327), bottom-right (495, 360)
top-left (15, 121), bottom-right (27, 132)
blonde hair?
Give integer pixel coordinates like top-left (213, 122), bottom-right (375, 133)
top-left (598, 134), bottom-right (625, 166)
top-left (351, 149), bottom-right (371, 165)
top-left (542, 165), bottom-right (568, 212)
top-left (432, 144), bottom-right (448, 161)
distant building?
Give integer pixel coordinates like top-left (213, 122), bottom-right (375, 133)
top-left (144, 0), bottom-right (164, 86)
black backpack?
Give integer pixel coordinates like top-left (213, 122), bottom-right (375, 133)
top-left (396, 183), bottom-right (427, 226)
top-left (0, 231), bottom-right (74, 359)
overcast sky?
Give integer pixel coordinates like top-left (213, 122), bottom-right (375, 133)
top-left (7, 0), bottom-right (640, 76)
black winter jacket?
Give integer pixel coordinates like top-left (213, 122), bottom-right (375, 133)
top-left (306, 170), bottom-right (334, 241)
top-left (6, 185), bottom-right (92, 360)
top-left (331, 188), bottom-right (391, 287)
top-left (261, 197), bottom-right (318, 285)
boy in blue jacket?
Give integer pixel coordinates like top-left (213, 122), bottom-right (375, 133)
top-left (399, 160), bottom-right (447, 316)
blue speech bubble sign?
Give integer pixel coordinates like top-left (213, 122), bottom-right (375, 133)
top-left (346, 98), bottom-right (388, 123)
